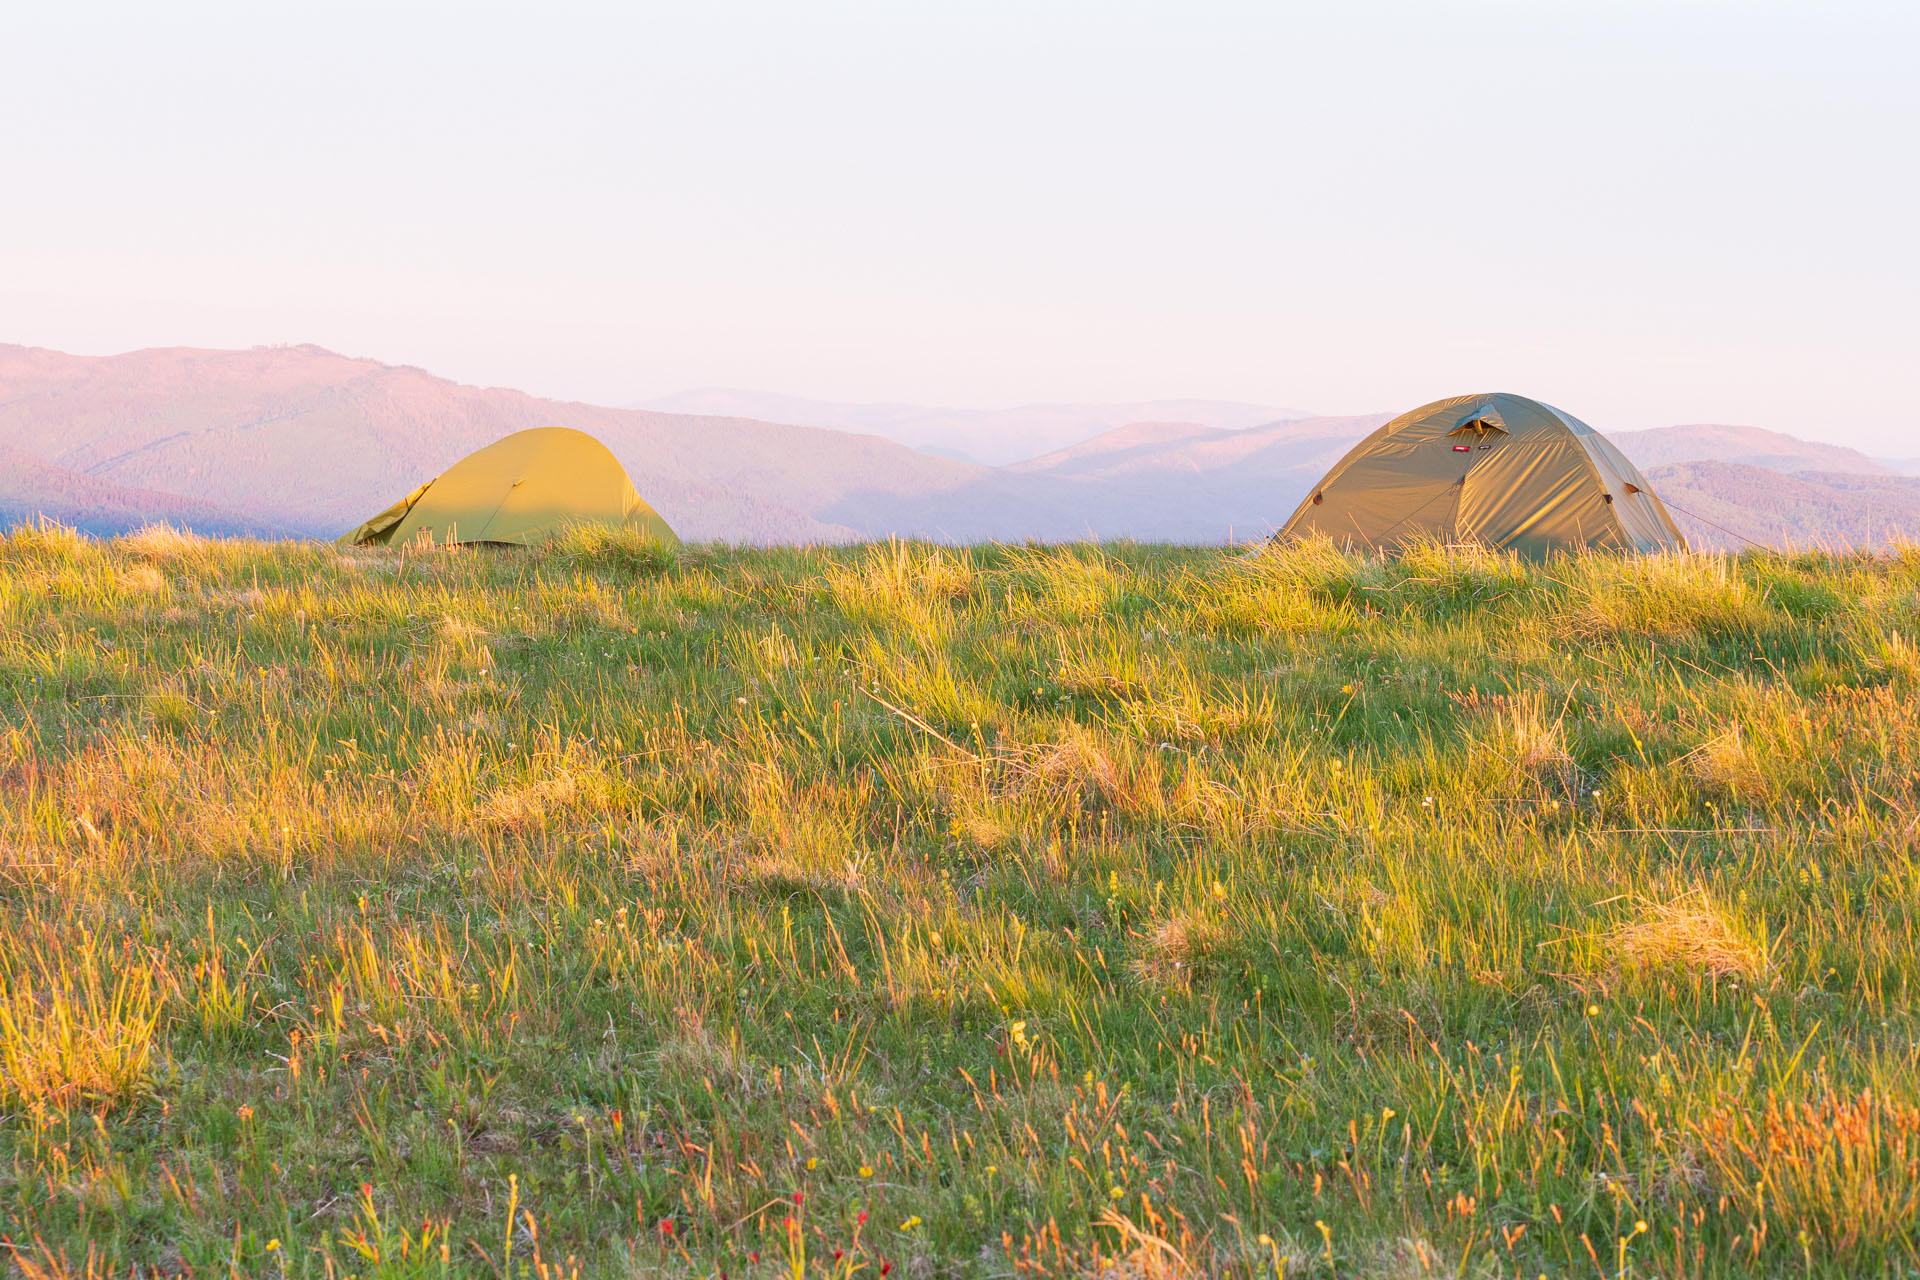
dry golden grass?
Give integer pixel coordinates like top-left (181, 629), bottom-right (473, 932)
top-left (478, 773), bottom-right (587, 829)
top-left (115, 563), bottom-right (168, 595)
top-left (1684, 724), bottom-right (1770, 800)
top-left (114, 523), bottom-right (206, 563)
top-left (655, 1020), bottom-right (755, 1090)
top-left (6, 532), bottom-right (1920, 1277)
top-left (950, 795), bottom-right (1016, 853)
top-left (1462, 687), bottom-right (1579, 796)
top-left (822, 538), bottom-right (975, 622)
top-left (1130, 908), bottom-right (1225, 989)
top-left (1611, 888), bottom-right (1768, 981)
top-left (1567, 551), bottom-right (1770, 640)
top-left (1010, 1203), bottom-right (1206, 1279)
top-left (980, 725), bottom-right (1155, 822)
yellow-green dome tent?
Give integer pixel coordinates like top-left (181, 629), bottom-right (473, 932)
top-left (338, 427), bottom-right (678, 549)
top-left (1276, 393), bottom-right (1685, 556)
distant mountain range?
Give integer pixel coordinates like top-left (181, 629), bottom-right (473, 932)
top-left (630, 389), bottom-right (1308, 466)
top-left (1, 343), bottom-right (1914, 550)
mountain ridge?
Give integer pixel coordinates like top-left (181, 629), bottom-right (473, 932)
top-left (2, 343), bottom-right (1913, 549)
top-left (632, 388), bottom-right (1311, 465)
top-left (1609, 424), bottom-right (1893, 476)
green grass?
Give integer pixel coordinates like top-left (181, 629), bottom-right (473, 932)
top-left (3, 523), bottom-right (1920, 1277)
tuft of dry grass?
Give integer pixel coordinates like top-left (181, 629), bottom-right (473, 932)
top-left (3, 1238), bottom-right (128, 1280)
top-left (1566, 551), bottom-right (1770, 640)
top-left (1684, 724), bottom-right (1769, 800)
top-left (116, 563), bottom-right (168, 595)
top-left (479, 772), bottom-right (598, 830)
top-left (1463, 687), bottom-right (1579, 796)
top-left (823, 538), bottom-right (974, 622)
top-left (115, 524), bottom-right (206, 563)
top-left (1011, 1204), bottom-right (1207, 1279)
top-left (999, 727), bottom-right (1139, 814)
top-left (1872, 630), bottom-right (1920, 683)
top-left (656, 1020), bottom-right (755, 1091)
top-left (1611, 888), bottom-right (1768, 981)
top-left (950, 796), bottom-right (1016, 853)
top-left (1130, 908), bottom-right (1225, 989)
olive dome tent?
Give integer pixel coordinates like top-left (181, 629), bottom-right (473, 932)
top-left (1276, 393), bottom-right (1684, 556)
top-left (338, 427), bottom-right (678, 549)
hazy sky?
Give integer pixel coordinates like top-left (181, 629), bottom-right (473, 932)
top-left (3, 1), bottom-right (1916, 449)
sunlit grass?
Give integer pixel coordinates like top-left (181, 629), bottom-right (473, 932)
top-left (1, 527), bottom-right (1918, 1276)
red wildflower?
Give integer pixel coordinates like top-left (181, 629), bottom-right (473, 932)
top-left (793, 1191), bottom-right (805, 1206)
top-left (857, 1211), bottom-right (868, 1225)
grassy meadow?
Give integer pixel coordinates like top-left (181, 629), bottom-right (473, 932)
top-left (3, 524), bottom-right (1920, 1278)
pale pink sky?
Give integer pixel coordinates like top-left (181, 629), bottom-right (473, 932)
top-left (2, 1), bottom-right (1916, 451)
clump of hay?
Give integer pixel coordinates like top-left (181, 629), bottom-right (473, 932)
top-left (655, 1021), bottom-right (755, 1092)
top-left (1028, 735), bottom-right (1123, 801)
top-left (115, 524), bottom-right (205, 563)
top-left (477, 771), bottom-right (609, 830)
top-left (1460, 688), bottom-right (1579, 796)
top-left (992, 725), bottom-right (1136, 813)
top-left (1611, 889), bottom-right (1767, 981)
top-left (1130, 909), bottom-right (1226, 989)
top-left (949, 797), bottom-right (1015, 853)
top-left (1684, 725), bottom-right (1769, 800)
top-left (117, 564), bottom-right (168, 595)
